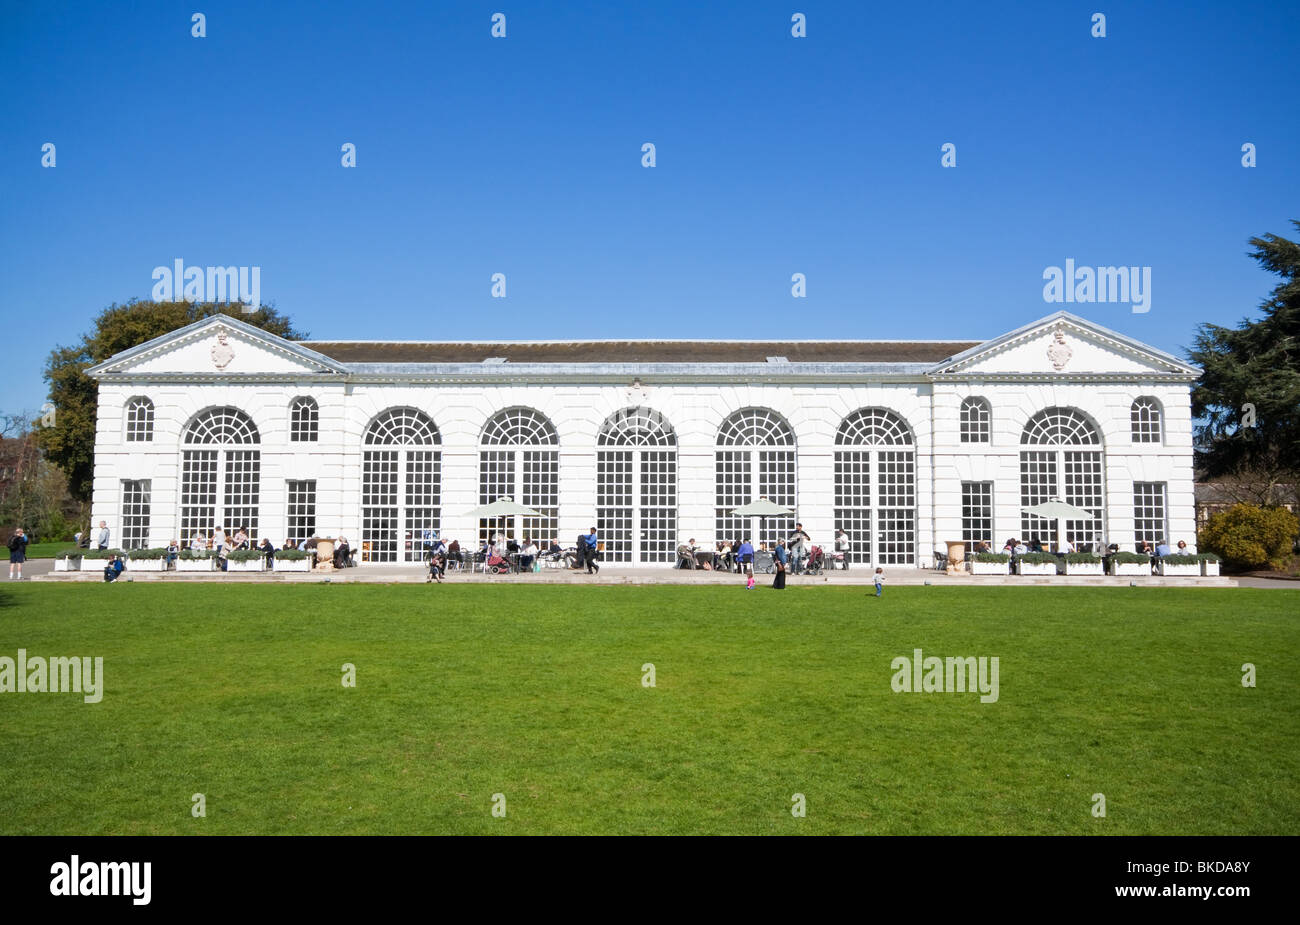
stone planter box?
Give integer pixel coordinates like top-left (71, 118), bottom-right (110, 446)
top-left (1062, 560), bottom-right (1104, 575)
top-left (970, 560), bottom-right (1010, 575)
top-left (272, 558), bottom-right (312, 573)
top-left (78, 558), bottom-right (113, 572)
top-left (126, 558), bottom-right (168, 572)
top-left (1201, 560), bottom-right (1220, 577)
top-left (176, 558), bottom-right (215, 572)
top-left (1110, 561), bottom-right (1150, 577)
top-left (54, 557), bottom-right (80, 572)
top-left (225, 558), bottom-right (266, 573)
top-left (1158, 561), bottom-right (1200, 577)
top-left (1016, 560), bottom-right (1058, 576)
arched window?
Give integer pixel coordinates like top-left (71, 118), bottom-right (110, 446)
top-left (1130, 397), bottom-right (1163, 444)
top-left (834, 408), bottom-right (916, 565)
top-left (361, 408), bottom-right (441, 563)
top-left (597, 408), bottom-right (677, 563)
top-left (959, 397), bottom-right (990, 443)
top-left (479, 407), bottom-right (559, 547)
top-left (125, 396), bottom-right (155, 442)
top-left (180, 407), bottom-right (261, 544)
top-left (715, 408), bottom-right (796, 549)
top-left (1019, 407), bottom-right (1104, 549)
top-left (290, 397), bottom-right (319, 442)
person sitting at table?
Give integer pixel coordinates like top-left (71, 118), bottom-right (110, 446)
top-left (1155, 538), bottom-right (1171, 557)
top-left (191, 534), bottom-right (206, 553)
top-left (333, 536), bottom-right (352, 568)
top-left (1058, 538), bottom-right (1074, 555)
top-left (259, 537), bottom-right (276, 565)
top-left (519, 538), bottom-right (537, 572)
top-left (716, 541), bottom-right (733, 572)
top-left (1175, 540), bottom-right (1189, 554)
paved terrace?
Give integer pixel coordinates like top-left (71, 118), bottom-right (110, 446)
top-left (24, 559), bottom-right (1245, 587)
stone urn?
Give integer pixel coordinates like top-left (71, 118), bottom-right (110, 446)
top-left (314, 537), bottom-right (336, 571)
top-left (945, 540), bottom-right (965, 575)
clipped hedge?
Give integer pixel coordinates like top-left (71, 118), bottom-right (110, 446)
top-left (1065, 552), bottom-right (1101, 564)
top-left (180, 549), bottom-right (215, 561)
top-left (973, 552), bottom-right (1010, 563)
top-left (1199, 503), bottom-right (1300, 570)
top-left (81, 549), bottom-right (124, 560)
top-left (127, 547), bottom-right (169, 560)
top-left (227, 549), bottom-right (263, 562)
top-left (1112, 551), bottom-right (1151, 564)
top-left (1196, 553), bottom-right (1221, 563)
top-left (56, 550), bottom-right (83, 560)
top-left (275, 548), bottom-right (309, 561)
top-left (1160, 554), bottom-right (1199, 566)
top-left (1016, 552), bottom-right (1057, 565)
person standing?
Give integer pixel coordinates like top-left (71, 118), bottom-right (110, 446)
top-left (7, 528), bottom-right (28, 579)
top-left (874, 567), bottom-right (884, 597)
top-left (96, 520), bottom-right (111, 550)
top-left (834, 528), bottom-right (851, 569)
top-left (788, 523), bottom-right (810, 574)
top-left (584, 526), bottom-right (600, 574)
top-left (772, 539), bottom-right (788, 590)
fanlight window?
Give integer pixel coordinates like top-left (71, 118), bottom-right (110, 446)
top-left (365, 407), bottom-right (440, 445)
top-left (125, 396), bottom-right (155, 442)
top-left (481, 407), bottom-right (558, 446)
top-left (290, 397), bottom-right (320, 443)
top-left (717, 408), bottom-right (795, 446)
top-left (836, 408), bottom-right (914, 446)
top-left (183, 407), bottom-right (260, 445)
top-left (598, 407), bottom-right (677, 446)
top-left (959, 397), bottom-right (991, 444)
top-left (1020, 407), bottom-right (1101, 446)
top-left (1130, 397), bottom-right (1163, 443)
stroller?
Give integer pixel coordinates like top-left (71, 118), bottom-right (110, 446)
top-left (803, 545), bottom-right (826, 575)
top-left (486, 552), bottom-right (512, 575)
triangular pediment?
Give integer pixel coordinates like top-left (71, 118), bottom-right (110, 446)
top-left (87, 316), bottom-right (348, 378)
top-left (928, 312), bottom-right (1199, 379)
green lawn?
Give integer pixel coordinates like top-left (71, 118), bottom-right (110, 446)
top-left (13, 541), bottom-right (78, 559)
top-left (0, 584), bottom-right (1296, 835)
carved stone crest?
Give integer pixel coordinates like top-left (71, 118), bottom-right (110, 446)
top-left (1046, 329), bottom-right (1072, 371)
top-left (211, 329), bottom-right (235, 370)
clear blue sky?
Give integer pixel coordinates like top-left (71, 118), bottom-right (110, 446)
top-left (2, 0), bottom-right (1297, 412)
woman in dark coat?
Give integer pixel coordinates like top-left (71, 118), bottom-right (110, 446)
top-left (772, 540), bottom-right (788, 590)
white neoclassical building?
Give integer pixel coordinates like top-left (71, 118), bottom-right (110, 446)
top-left (85, 311), bottom-right (1200, 566)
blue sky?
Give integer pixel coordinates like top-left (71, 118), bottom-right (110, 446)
top-left (2, 0), bottom-right (1297, 412)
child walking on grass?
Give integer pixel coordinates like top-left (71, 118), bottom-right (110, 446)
top-left (874, 566), bottom-right (884, 597)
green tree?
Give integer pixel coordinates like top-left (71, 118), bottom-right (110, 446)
top-left (37, 301), bottom-right (305, 501)
top-left (1188, 222), bottom-right (1300, 483)
top-left (1198, 503), bottom-right (1300, 571)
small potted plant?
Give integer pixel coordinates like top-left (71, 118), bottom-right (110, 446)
top-left (126, 547), bottom-right (170, 572)
top-left (1157, 553), bottom-right (1201, 577)
top-left (176, 549), bottom-right (215, 572)
top-left (1198, 552), bottom-right (1221, 577)
top-left (1109, 551), bottom-right (1151, 577)
top-left (1062, 551), bottom-right (1103, 575)
top-left (1015, 552), bottom-right (1059, 576)
top-left (970, 551), bottom-right (1010, 575)
top-left (225, 548), bottom-right (266, 572)
top-left (54, 549), bottom-right (82, 572)
top-left (272, 548), bottom-right (312, 573)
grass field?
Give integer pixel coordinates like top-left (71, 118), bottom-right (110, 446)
top-left (0, 583), bottom-right (1296, 835)
top-left (11, 541), bottom-right (78, 560)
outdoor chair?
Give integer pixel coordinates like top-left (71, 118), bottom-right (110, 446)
top-left (676, 545), bottom-right (697, 569)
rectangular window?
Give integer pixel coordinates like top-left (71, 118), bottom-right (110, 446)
top-left (121, 480), bottom-right (151, 550)
top-left (180, 450), bottom-right (218, 545)
top-left (222, 450), bottom-right (261, 541)
top-left (286, 480), bottom-right (316, 545)
top-left (1133, 482), bottom-right (1167, 547)
top-left (961, 481), bottom-right (993, 549)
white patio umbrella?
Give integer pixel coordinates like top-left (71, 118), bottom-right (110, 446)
top-left (463, 497), bottom-right (543, 545)
top-left (1021, 499), bottom-right (1098, 551)
top-left (730, 497), bottom-right (796, 547)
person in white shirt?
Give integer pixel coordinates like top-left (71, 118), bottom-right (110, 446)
top-left (833, 528), bottom-right (851, 569)
top-left (213, 527), bottom-right (227, 553)
top-left (190, 534), bottom-right (205, 553)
